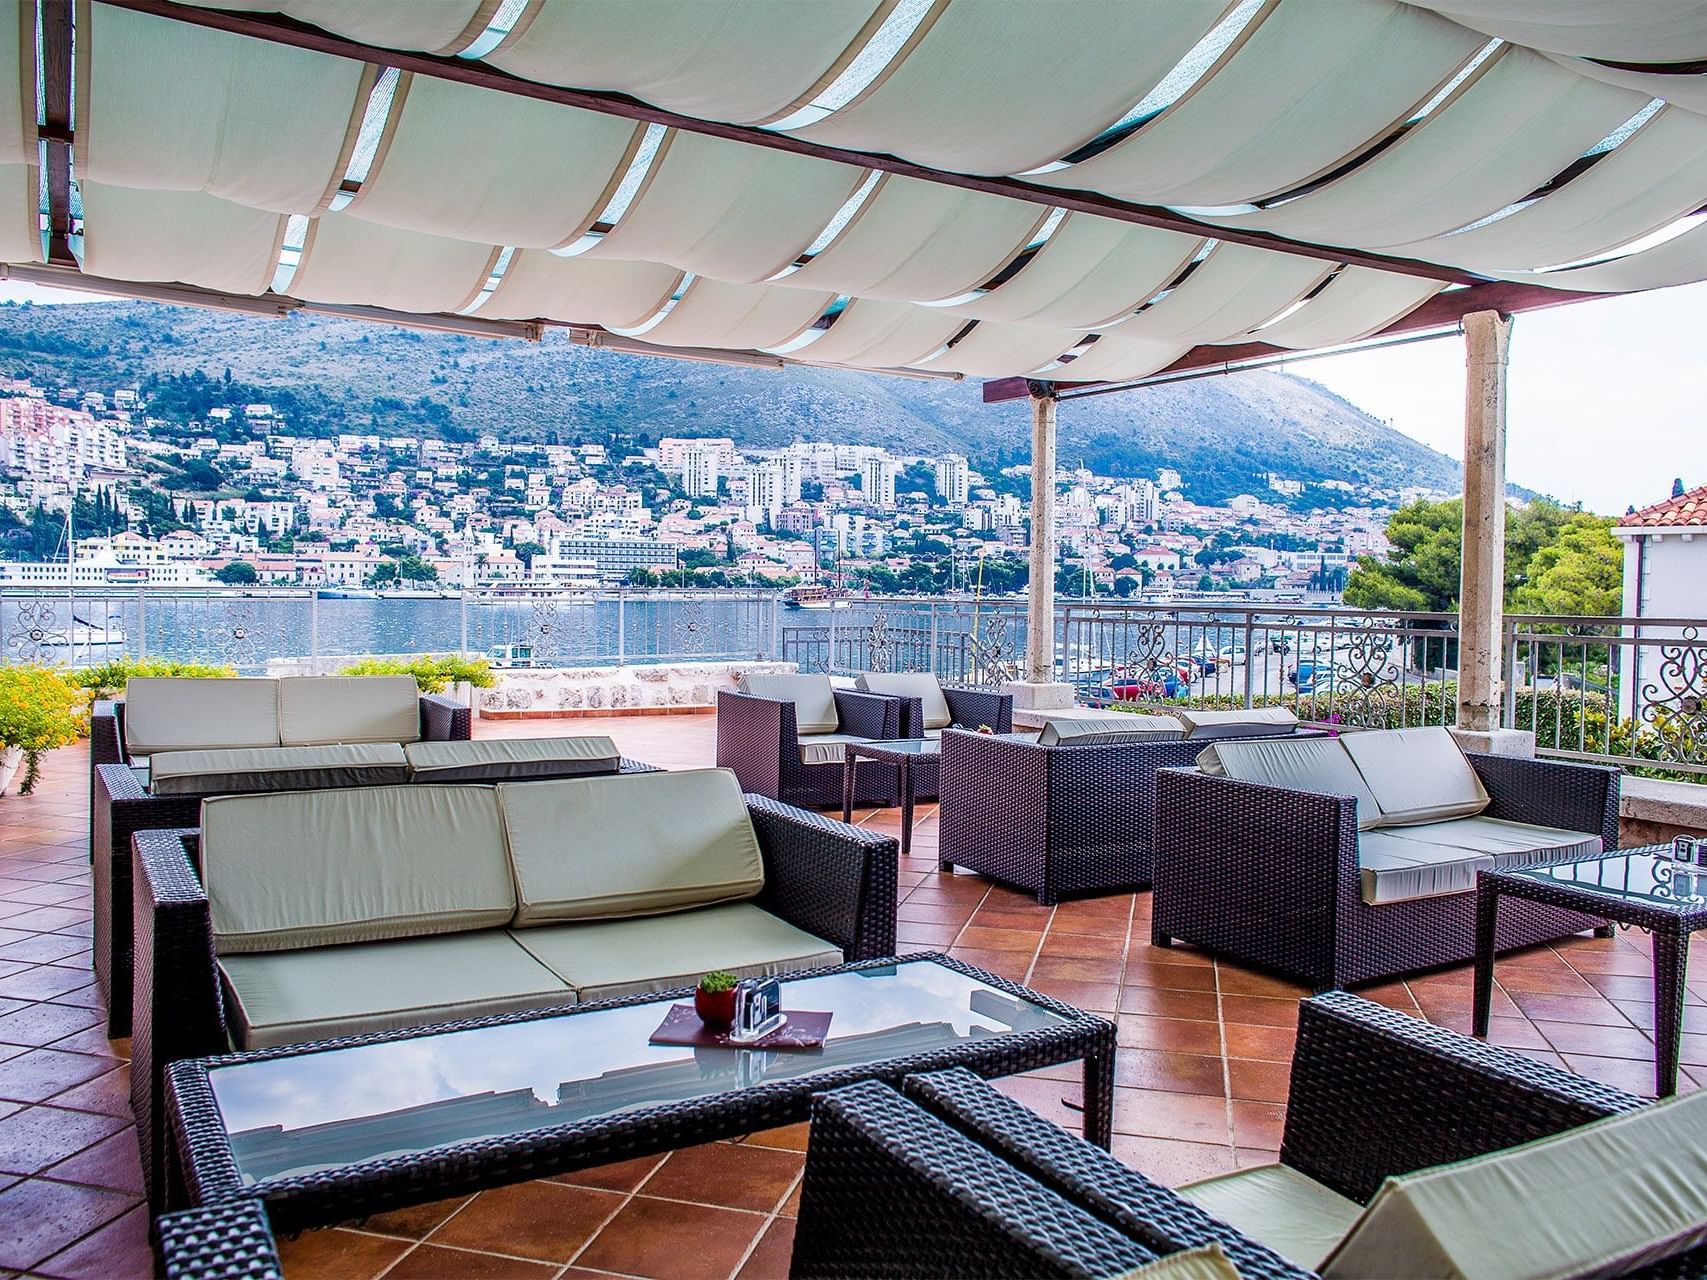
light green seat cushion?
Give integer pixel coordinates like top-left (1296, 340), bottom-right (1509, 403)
top-left (1198, 736), bottom-right (1384, 831)
top-left (1324, 1088), bottom-right (1707, 1279)
top-left (738, 673), bottom-right (839, 734)
top-left (405, 735), bottom-right (620, 782)
top-left (1357, 818), bottom-right (1603, 905)
top-left (1174, 707), bottom-right (1299, 741)
top-left (149, 742), bottom-right (408, 795)
top-left (277, 674), bottom-right (421, 746)
top-left (1039, 714), bottom-right (1183, 746)
top-left (1341, 726), bottom-right (1488, 827)
top-left (499, 768), bottom-right (764, 925)
top-left (219, 931), bottom-right (574, 1049)
top-left (857, 671), bottom-right (951, 729)
top-left (122, 676), bottom-right (281, 757)
top-left (1121, 1245), bottom-right (1244, 1280)
top-left (202, 784), bottom-right (513, 953)
top-left (798, 732), bottom-right (870, 766)
top-left (1180, 1164), bottom-right (1362, 1272)
top-left (509, 901), bottom-right (841, 1002)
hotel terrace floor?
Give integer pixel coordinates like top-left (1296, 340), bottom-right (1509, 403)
top-left (0, 712), bottom-right (1703, 1278)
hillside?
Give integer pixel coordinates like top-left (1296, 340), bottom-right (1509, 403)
top-left (0, 298), bottom-right (1466, 504)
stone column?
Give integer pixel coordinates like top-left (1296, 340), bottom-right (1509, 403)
top-left (1025, 381), bottom-right (1058, 683)
top-left (1454, 310), bottom-right (1531, 755)
top-left (1002, 380), bottom-right (1076, 727)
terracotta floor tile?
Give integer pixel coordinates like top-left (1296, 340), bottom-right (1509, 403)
top-left (735, 1217), bottom-right (796, 1280)
top-left (41, 1126), bottom-right (142, 1195)
top-left (943, 948), bottom-right (1030, 981)
top-left (1121, 959), bottom-right (1217, 992)
top-left (41, 1027), bottom-right (117, 1058)
top-left (32, 1201), bottom-right (151, 1280)
top-left (1117, 1015), bottom-right (1223, 1056)
top-left (1559, 1053), bottom-right (1666, 1099)
top-left (1221, 1022), bottom-right (1296, 1063)
top-left (0, 1003), bottom-right (104, 1050)
top-left (952, 926), bottom-right (1042, 954)
top-left (1494, 966), bottom-right (1599, 996)
top-left (358, 1194), bottom-right (474, 1240)
top-left (1215, 969), bottom-right (1309, 999)
top-left (894, 902), bottom-right (974, 926)
top-left (278, 1228), bottom-right (412, 1280)
top-left (894, 923), bottom-right (960, 947)
top-left (0, 935), bottom-right (87, 966)
top-left (1217, 995), bottom-right (1300, 1028)
top-left (0, 1106), bottom-right (126, 1177)
top-left (0, 907), bottom-right (88, 934)
top-left (0, 1176), bottom-right (134, 1271)
top-left (386, 1242), bottom-right (559, 1279)
top-left (1113, 1049), bottom-right (1225, 1097)
top-left (1481, 1017), bottom-right (1554, 1051)
top-left (428, 1183), bottom-right (624, 1264)
top-left (550, 1154), bottom-right (666, 1194)
top-left (1229, 1100), bottom-right (1287, 1151)
top-left (1112, 1087), bottom-right (1231, 1145)
top-left (1030, 955), bottom-right (1124, 986)
top-left (575, 1197), bottom-right (767, 1280)
top-left (743, 1123), bottom-right (810, 1153)
top-left (643, 1143), bottom-right (802, 1213)
top-left (1039, 932), bottom-right (1128, 961)
top-left (1227, 1058), bottom-right (1292, 1105)
top-left (1532, 1020), bottom-right (1655, 1060)
top-left (1505, 991), bottom-right (1633, 1027)
top-left (1117, 987), bottom-right (1218, 1022)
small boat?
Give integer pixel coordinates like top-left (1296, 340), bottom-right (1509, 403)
top-left (318, 588), bottom-right (378, 600)
top-left (782, 584), bottom-right (851, 610)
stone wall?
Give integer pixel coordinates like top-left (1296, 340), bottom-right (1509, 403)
top-left (478, 660), bottom-right (796, 717)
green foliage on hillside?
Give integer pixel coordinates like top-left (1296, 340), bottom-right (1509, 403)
top-left (0, 299), bottom-right (1469, 505)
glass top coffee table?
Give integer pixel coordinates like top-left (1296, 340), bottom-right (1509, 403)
top-left (165, 954), bottom-right (1114, 1230)
top-left (841, 738), bottom-right (940, 855)
top-left (1473, 845), bottom-right (1707, 1097)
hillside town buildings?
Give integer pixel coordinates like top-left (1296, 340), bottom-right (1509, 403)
top-left (0, 372), bottom-right (1413, 598)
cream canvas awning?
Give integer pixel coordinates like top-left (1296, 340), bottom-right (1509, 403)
top-left (15, 0), bottom-right (1707, 385)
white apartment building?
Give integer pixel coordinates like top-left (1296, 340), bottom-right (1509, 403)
top-left (934, 454), bottom-right (970, 506)
top-left (861, 455), bottom-right (897, 509)
top-left (0, 399), bottom-right (127, 485)
top-left (748, 460), bottom-right (788, 525)
top-left (290, 443), bottom-right (341, 489)
top-left (682, 446), bottom-right (721, 498)
top-left (658, 437), bottom-right (738, 471)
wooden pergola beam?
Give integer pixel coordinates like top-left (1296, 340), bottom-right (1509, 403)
top-left (41, 1), bottom-right (74, 264)
top-left (980, 278), bottom-right (1606, 403)
top-left (95, 0), bottom-right (1488, 287)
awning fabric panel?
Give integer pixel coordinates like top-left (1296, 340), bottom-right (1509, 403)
top-left (1247, 268), bottom-right (1443, 348)
top-left (1039, 0), bottom-right (1485, 207)
top-left (785, 177), bottom-right (1048, 302)
top-left (1396, 107), bottom-right (1707, 274)
top-left (792, 0), bottom-right (1228, 176)
top-left (793, 299), bottom-right (964, 368)
top-left (477, 253), bottom-right (683, 328)
top-left (937, 216), bottom-right (1203, 330)
top-left (79, 184), bottom-right (284, 294)
top-left (177, 0), bottom-right (497, 56)
top-left (913, 321), bottom-right (1081, 378)
top-left (1402, 0), bottom-right (1707, 62)
top-left (349, 75), bottom-right (641, 250)
top-left (1119, 244), bottom-right (1333, 345)
top-left (1032, 331), bottom-right (1188, 383)
top-left (1218, 45), bottom-right (1646, 249)
top-left (487, 0), bottom-right (892, 125)
top-left (288, 216), bottom-right (497, 313)
top-left (588, 131), bottom-right (868, 283)
top-left (1, 0), bottom-right (34, 165)
top-left (1503, 223), bottom-right (1707, 294)
top-left (78, 4), bottom-right (367, 214)
top-left (636, 279), bottom-right (833, 350)
top-left (0, 163), bottom-right (39, 264)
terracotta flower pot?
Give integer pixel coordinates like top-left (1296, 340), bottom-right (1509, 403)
top-left (694, 985), bottom-right (737, 1030)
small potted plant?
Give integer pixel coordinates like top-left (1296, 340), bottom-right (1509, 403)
top-left (695, 970), bottom-right (739, 1030)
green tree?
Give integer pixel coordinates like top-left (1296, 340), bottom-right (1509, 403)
top-left (512, 540), bottom-right (547, 566)
top-left (1509, 514), bottom-right (1621, 617)
top-left (213, 561), bottom-right (259, 585)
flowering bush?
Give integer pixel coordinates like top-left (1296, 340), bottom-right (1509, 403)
top-left (71, 658), bottom-right (235, 702)
top-left (339, 654), bottom-right (495, 694)
top-left (0, 664), bottom-right (87, 794)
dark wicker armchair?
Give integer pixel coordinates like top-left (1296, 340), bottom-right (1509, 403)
top-left (885, 684), bottom-right (1013, 803)
top-left (130, 795), bottom-right (898, 1204)
top-left (1152, 753), bottom-right (1619, 990)
top-left (90, 691), bottom-right (472, 1039)
top-left (155, 1199), bottom-right (283, 1280)
top-left (793, 993), bottom-right (1691, 1279)
top-left (715, 687), bottom-right (903, 808)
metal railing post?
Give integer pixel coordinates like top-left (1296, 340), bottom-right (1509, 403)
top-left (1501, 618), bottom-right (1519, 729)
top-left (459, 588), bottom-right (469, 655)
top-left (308, 589), bottom-right (319, 672)
top-left (827, 605), bottom-right (839, 675)
top-left (1242, 612), bottom-right (1255, 708)
top-left (616, 590), bottom-right (626, 665)
top-left (928, 602), bottom-right (939, 677)
top-left (136, 586), bottom-right (147, 661)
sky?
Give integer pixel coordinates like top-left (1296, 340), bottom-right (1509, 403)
top-left (2, 276), bottom-right (1701, 517)
top-left (1299, 280), bottom-right (1707, 516)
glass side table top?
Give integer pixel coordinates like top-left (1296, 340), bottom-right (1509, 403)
top-left (207, 959), bottom-right (1069, 1186)
top-left (856, 738), bottom-right (942, 756)
top-left (1501, 847), bottom-right (1707, 910)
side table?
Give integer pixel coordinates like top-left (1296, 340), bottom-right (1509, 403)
top-left (1474, 846), bottom-right (1707, 1097)
top-left (842, 738), bottom-right (939, 856)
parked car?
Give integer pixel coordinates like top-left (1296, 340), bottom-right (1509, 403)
top-left (1216, 643), bottom-right (1249, 666)
top-left (1287, 661), bottom-right (1346, 694)
top-left (1269, 635), bottom-right (1293, 654)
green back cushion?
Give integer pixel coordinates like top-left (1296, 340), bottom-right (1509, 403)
top-left (738, 673), bottom-right (839, 734)
top-left (1198, 736), bottom-right (1384, 831)
top-left (123, 676), bottom-right (280, 756)
top-left (404, 735), bottom-right (620, 781)
top-left (1174, 707), bottom-right (1299, 740)
top-left (857, 672), bottom-right (952, 729)
top-left (202, 784), bottom-right (513, 952)
top-left (1039, 714), bottom-right (1183, 745)
top-left (1324, 1089), bottom-right (1707, 1279)
top-left (277, 675), bottom-right (421, 746)
top-left (149, 742), bottom-right (408, 795)
top-left (500, 768), bottom-right (765, 925)
top-left (1341, 727), bottom-right (1489, 827)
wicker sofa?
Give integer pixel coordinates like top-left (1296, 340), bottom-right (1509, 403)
top-left (716, 673), bottom-right (905, 807)
top-left (1152, 727), bottom-right (1618, 989)
top-left (793, 993), bottom-right (1706, 1279)
top-left (130, 766), bottom-right (899, 1202)
top-left (938, 709), bottom-right (1319, 904)
top-left (89, 674), bottom-right (480, 1036)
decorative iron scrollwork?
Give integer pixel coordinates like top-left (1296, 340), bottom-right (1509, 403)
top-left (4, 596), bottom-right (69, 663)
top-left (1640, 626), bottom-right (1707, 766)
